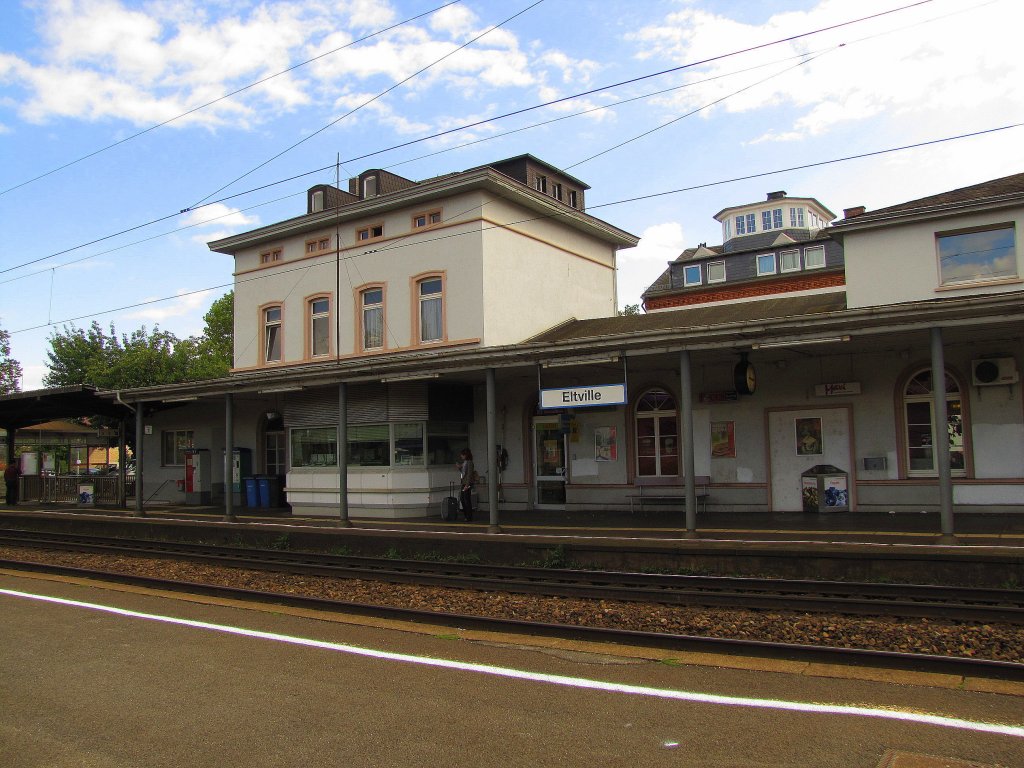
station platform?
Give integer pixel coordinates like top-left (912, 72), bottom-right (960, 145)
top-left (4, 501), bottom-right (1024, 547)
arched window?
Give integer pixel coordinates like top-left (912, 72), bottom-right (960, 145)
top-left (416, 275), bottom-right (444, 343)
top-left (263, 305), bottom-right (282, 363)
top-left (902, 368), bottom-right (966, 475)
top-left (360, 286), bottom-right (384, 351)
top-left (635, 389), bottom-right (678, 477)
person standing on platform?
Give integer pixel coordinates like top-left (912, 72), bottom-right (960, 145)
top-left (4, 460), bottom-right (21, 506)
top-left (456, 448), bottom-right (476, 522)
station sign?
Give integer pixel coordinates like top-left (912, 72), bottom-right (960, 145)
top-left (540, 383), bottom-right (627, 409)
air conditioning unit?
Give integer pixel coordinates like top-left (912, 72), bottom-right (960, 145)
top-left (971, 357), bottom-right (1019, 386)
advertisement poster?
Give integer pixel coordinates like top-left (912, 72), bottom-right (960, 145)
top-left (795, 417), bottom-right (823, 455)
top-left (595, 426), bottom-right (617, 461)
top-left (710, 421), bottom-right (735, 458)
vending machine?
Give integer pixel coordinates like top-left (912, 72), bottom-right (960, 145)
top-left (230, 447), bottom-right (252, 506)
top-left (184, 448), bottom-right (211, 505)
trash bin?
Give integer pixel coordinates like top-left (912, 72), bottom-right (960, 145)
top-left (256, 475), bottom-right (281, 508)
top-left (800, 464), bottom-right (849, 513)
top-left (244, 477), bottom-right (258, 508)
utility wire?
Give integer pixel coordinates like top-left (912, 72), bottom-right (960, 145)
top-left (0, 1), bottom-right (464, 197)
top-left (0, 0), bottom-right (935, 278)
top-left (11, 122), bottom-right (1020, 337)
top-left (186, 0), bottom-right (547, 210)
top-left (566, 50), bottom-right (832, 169)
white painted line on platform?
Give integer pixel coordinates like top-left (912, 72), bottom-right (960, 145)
top-left (3, 587), bottom-right (1023, 740)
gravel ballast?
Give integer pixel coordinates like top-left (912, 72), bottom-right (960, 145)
top-left (2, 545), bottom-right (1022, 663)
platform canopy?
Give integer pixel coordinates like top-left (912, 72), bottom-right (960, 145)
top-left (0, 385), bottom-right (131, 431)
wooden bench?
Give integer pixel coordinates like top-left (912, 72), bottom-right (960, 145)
top-left (628, 476), bottom-right (710, 513)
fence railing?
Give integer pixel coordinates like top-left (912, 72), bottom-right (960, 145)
top-left (20, 475), bottom-right (135, 504)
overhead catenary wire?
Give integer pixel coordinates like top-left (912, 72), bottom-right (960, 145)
top-left (0, 1), bottom-right (465, 198)
top-left (185, 0), bottom-right (548, 210)
top-left (0, 0), bottom-right (937, 279)
top-left (10, 122), bottom-right (1021, 338)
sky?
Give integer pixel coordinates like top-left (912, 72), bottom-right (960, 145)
top-left (1, 0), bottom-right (1022, 390)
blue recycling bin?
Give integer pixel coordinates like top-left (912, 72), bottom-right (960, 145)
top-left (244, 477), bottom-right (258, 508)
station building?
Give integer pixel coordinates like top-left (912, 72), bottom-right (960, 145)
top-left (113, 162), bottom-right (1024, 526)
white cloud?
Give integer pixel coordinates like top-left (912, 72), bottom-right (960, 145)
top-left (181, 203), bottom-right (259, 230)
top-left (628, 0), bottom-right (1024, 148)
top-left (617, 222), bottom-right (687, 308)
top-left (119, 289), bottom-right (214, 328)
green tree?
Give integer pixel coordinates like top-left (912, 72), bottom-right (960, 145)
top-left (44, 321), bottom-right (188, 389)
top-left (44, 291), bottom-right (235, 389)
top-left (186, 291), bottom-right (233, 380)
top-left (618, 303), bottom-right (641, 316)
top-left (0, 326), bottom-right (23, 393)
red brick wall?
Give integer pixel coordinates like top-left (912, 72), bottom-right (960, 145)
top-left (645, 272), bottom-right (845, 311)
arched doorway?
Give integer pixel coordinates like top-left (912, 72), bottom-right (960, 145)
top-left (635, 388), bottom-right (678, 478)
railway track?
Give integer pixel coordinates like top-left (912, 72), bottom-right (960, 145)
top-left (1, 527), bottom-right (1022, 624)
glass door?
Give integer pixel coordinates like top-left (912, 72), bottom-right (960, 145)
top-left (533, 417), bottom-right (566, 508)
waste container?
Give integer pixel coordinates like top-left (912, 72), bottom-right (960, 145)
top-left (244, 477), bottom-right (258, 508)
top-left (77, 484), bottom-right (95, 507)
top-left (800, 464), bottom-right (849, 513)
top-left (256, 475), bottom-right (281, 508)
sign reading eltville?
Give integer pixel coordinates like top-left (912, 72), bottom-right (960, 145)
top-left (540, 383), bottom-right (627, 409)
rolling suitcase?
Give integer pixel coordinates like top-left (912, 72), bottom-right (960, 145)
top-left (441, 482), bottom-right (459, 522)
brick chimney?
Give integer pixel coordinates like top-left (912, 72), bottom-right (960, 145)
top-left (767, 191), bottom-right (786, 200)
top-left (843, 205), bottom-right (866, 219)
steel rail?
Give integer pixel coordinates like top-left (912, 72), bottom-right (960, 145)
top-left (2, 556), bottom-right (1023, 683)
top-left (1, 529), bottom-right (1022, 624)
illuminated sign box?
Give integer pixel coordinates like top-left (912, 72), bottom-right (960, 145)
top-left (540, 383), bottom-right (627, 409)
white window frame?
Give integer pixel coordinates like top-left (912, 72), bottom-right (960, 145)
top-left (417, 276), bottom-right (444, 344)
top-left (936, 224), bottom-right (1017, 286)
top-left (746, 213), bottom-right (756, 234)
top-left (735, 215), bottom-right (746, 235)
top-left (361, 287), bottom-right (384, 351)
top-left (790, 207), bottom-right (805, 227)
top-left (309, 297), bottom-right (330, 358)
top-left (706, 261), bottom-right (726, 284)
top-left (683, 264), bottom-right (702, 287)
top-left (780, 249), bottom-right (801, 273)
top-left (803, 244), bottom-right (826, 270)
top-left (756, 253), bottom-right (777, 276)
top-left (264, 306), bottom-right (282, 363)
top-left (772, 208), bottom-right (783, 229)
top-left (762, 210), bottom-right (772, 231)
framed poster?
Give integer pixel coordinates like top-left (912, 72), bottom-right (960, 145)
top-left (796, 417), bottom-right (823, 455)
top-left (710, 421), bottom-right (735, 458)
top-left (595, 426), bottom-right (617, 461)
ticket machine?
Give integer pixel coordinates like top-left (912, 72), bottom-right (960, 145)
top-left (184, 448), bottom-right (211, 505)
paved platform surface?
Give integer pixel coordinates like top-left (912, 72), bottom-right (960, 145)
top-left (5, 502), bottom-right (1024, 547)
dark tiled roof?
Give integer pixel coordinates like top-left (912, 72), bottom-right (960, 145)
top-left (836, 172), bottom-right (1024, 226)
top-left (528, 292), bottom-right (848, 344)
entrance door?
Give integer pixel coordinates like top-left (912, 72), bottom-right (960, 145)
top-left (533, 417), bottom-right (567, 508)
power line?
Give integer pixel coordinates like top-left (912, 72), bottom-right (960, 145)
top-left (186, 0), bottom-right (547, 210)
top-left (0, 1), bottom-right (464, 198)
top-left (11, 122), bottom-right (1019, 338)
top-left (0, 0), bottom-right (935, 279)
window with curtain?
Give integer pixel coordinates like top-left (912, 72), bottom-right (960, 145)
top-left (310, 298), bottom-right (329, 357)
top-left (418, 277), bottom-right (443, 343)
top-left (362, 288), bottom-right (383, 350)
